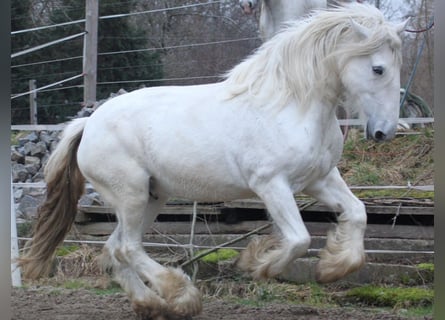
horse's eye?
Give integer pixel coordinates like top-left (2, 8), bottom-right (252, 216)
top-left (372, 66), bottom-right (384, 75)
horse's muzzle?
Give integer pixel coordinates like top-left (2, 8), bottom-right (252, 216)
top-left (366, 119), bottom-right (397, 142)
top-left (240, 1), bottom-right (254, 14)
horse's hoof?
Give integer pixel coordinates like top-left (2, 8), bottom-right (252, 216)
top-left (155, 268), bottom-right (203, 317)
top-left (236, 235), bottom-right (280, 274)
top-left (315, 250), bottom-right (365, 283)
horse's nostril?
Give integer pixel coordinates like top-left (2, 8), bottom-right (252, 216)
top-left (374, 130), bottom-right (386, 141)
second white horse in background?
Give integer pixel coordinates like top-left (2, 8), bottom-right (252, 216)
top-left (240, 0), bottom-right (362, 41)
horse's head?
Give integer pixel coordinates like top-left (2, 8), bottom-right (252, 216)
top-left (339, 17), bottom-right (407, 142)
top-left (239, 0), bottom-right (259, 14)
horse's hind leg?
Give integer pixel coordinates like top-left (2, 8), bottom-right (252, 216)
top-left (90, 171), bottom-right (201, 319)
top-left (122, 194), bottom-right (202, 318)
top-left (305, 167), bottom-right (366, 283)
top-left (237, 176), bottom-right (311, 279)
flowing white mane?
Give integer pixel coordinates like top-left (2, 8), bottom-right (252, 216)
top-left (224, 3), bottom-right (403, 111)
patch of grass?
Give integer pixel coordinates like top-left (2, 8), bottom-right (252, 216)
top-left (305, 282), bottom-right (332, 306)
top-left (352, 189), bottom-right (434, 200)
top-left (11, 131), bottom-right (23, 145)
top-left (198, 249), bottom-right (239, 263)
top-left (345, 163), bottom-right (382, 185)
top-left (339, 128), bottom-right (433, 187)
top-left (91, 282), bottom-right (123, 295)
top-left (48, 289), bottom-right (63, 296)
top-left (56, 245), bottom-right (80, 257)
top-left (201, 279), bottom-right (334, 308)
top-left (417, 263), bottom-right (434, 272)
top-left (345, 285), bottom-right (434, 308)
top-left (416, 263), bottom-right (434, 284)
top-left (398, 305), bottom-right (433, 317)
top-left (62, 279), bottom-right (93, 290)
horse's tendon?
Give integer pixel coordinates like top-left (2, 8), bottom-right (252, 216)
top-left (18, 127), bottom-right (85, 280)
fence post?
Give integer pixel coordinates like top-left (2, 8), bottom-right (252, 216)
top-left (11, 178), bottom-right (21, 287)
top-left (83, 0), bottom-right (99, 107)
top-left (29, 79), bottom-right (37, 124)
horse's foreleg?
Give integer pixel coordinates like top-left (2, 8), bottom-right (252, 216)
top-left (237, 176), bottom-right (311, 279)
top-left (305, 167), bottom-right (366, 283)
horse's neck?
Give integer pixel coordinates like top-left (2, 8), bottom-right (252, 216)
top-left (263, 0), bottom-right (301, 30)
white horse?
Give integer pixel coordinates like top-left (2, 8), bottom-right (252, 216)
top-left (240, 0), bottom-right (327, 41)
top-left (240, 0), bottom-right (363, 41)
top-left (19, 4), bottom-right (406, 319)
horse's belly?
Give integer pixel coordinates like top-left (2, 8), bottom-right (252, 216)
top-left (154, 170), bottom-right (254, 201)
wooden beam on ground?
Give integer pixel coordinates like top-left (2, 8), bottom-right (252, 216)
top-left (74, 220), bottom-right (434, 240)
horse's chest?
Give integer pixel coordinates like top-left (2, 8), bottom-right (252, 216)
top-left (286, 137), bottom-right (342, 188)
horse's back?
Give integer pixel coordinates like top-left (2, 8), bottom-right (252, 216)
top-left (77, 84), bottom-right (257, 201)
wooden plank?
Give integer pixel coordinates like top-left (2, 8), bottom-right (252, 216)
top-left (223, 199), bottom-right (433, 215)
top-left (77, 201), bottom-right (433, 224)
top-left (79, 204), bottom-right (222, 216)
top-left (364, 205), bottom-right (434, 215)
top-left (74, 220), bottom-right (433, 240)
top-left (11, 124), bottom-right (66, 131)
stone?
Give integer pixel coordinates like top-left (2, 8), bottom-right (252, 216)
top-left (32, 172), bottom-right (45, 182)
top-left (79, 192), bottom-right (103, 206)
top-left (11, 147), bottom-right (24, 163)
top-left (18, 132), bottom-right (38, 146)
top-left (41, 153), bottom-right (50, 168)
top-left (17, 195), bottom-right (41, 219)
top-left (25, 164), bottom-right (39, 176)
top-left (25, 156), bottom-right (41, 166)
top-left (12, 163), bottom-right (29, 182)
top-left (30, 141), bottom-right (48, 156)
top-left (23, 142), bottom-right (35, 155)
top-left (49, 140), bottom-right (58, 152)
top-left (25, 132), bottom-right (39, 142)
top-left (13, 188), bottom-right (23, 200)
top-left (39, 131), bottom-right (54, 146)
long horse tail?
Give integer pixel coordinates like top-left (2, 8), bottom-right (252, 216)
top-left (18, 118), bottom-right (88, 279)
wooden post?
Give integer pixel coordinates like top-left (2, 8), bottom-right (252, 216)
top-left (11, 178), bottom-right (21, 287)
top-left (29, 79), bottom-right (37, 124)
top-left (83, 0), bottom-right (99, 107)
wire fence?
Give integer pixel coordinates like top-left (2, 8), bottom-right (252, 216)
top-left (11, 1), bottom-right (434, 124)
top-left (11, 1), bottom-right (434, 123)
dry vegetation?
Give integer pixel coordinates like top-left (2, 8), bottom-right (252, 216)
top-left (339, 128), bottom-right (434, 188)
top-left (15, 245), bottom-right (433, 319)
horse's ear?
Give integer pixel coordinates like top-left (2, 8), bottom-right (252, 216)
top-left (349, 18), bottom-right (371, 39)
top-left (394, 18), bottom-right (410, 34)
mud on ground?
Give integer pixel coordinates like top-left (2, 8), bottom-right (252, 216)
top-left (12, 283), bottom-right (432, 320)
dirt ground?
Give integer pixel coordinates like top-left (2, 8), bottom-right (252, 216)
top-left (11, 286), bottom-right (431, 320)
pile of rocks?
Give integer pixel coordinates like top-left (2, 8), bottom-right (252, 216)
top-left (12, 129), bottom-right (104, 219)
top-left (11, 89), bottom-right (130, 221)
top-left (11, 131), bottom-right (60, 183)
